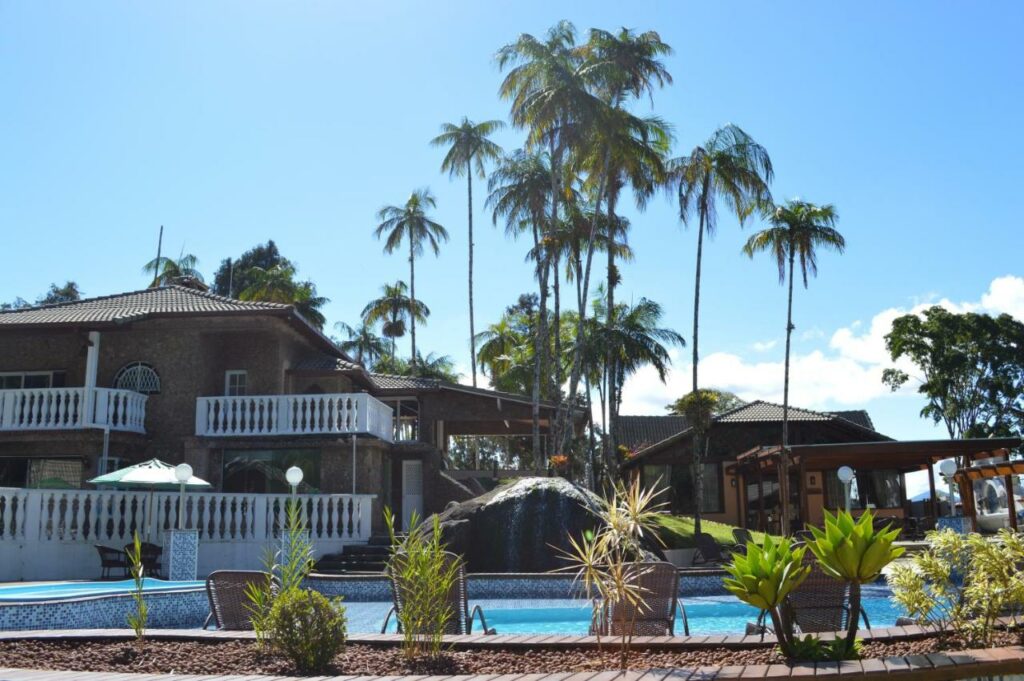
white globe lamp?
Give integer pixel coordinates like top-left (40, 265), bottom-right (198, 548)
top-left (836, 465), bottom-right (855, 513)
top-left (939, 459), bottom-right (959, 516)
top-left (286, 466), bottom-right (304, 496)
top-left (174, 463), bottom-right (193, 529)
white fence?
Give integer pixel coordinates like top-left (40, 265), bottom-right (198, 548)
top-left (0, 387), bottom-right (147, 433)
top-left (0, 488), bottom-right (375, 581)
top-left (195, 392), bottom-right (393, 442)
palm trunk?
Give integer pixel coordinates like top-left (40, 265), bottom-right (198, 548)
top-left (409, 238), bottom-right (417, 368)
top-left (553, 253), bottom-right (562, 396)
top-left (467, 165), bottom-right (477, 388)
top-left (844, 581), bottom-right (861, 655)
top-left (780, 250), bottom-right (796, 535)
top-left (605, 205), bottom-right (617, 470)
top-left (533, 133), bottom-right (561, 469)
top-left (692, 206), bottom-right (707, 537)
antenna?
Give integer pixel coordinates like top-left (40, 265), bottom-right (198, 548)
top-left (153, 225), bottom-right (164, 287)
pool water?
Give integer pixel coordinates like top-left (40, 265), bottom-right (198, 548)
top-left (0, 578), bottom-right (204, 602)
top-left (354, 584), bottom-right (903, 635)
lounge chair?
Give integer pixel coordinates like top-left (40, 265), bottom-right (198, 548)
top-left (787, 560), bottom-right (870, 634)
top-left (205, 570), bottom-right (271, 630)
top-left (692, 532), bottom-right (729, 565)
top-left (731, 528), bottom-right (753, 554)
top-left (95, 544), bottom-right (129, 579)
top-left (381, 550), bottom-right (494, 635)
top-left (590, 561), bottom-right (689, 636)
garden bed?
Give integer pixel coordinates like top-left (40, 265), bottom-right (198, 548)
top-left (0, 633), bottom-right (1021, 676)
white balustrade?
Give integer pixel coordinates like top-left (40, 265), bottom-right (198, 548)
top-left (196, 392), bottom-right (393, 442)
top-left (0, 387), bottom-right (146, 433)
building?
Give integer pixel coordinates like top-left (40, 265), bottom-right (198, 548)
top-left (0, 285), bottom-right (565, 533)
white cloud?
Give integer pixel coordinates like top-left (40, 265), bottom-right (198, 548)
top-left (619, 275), bottom-right (1024, 416)
top-left (752, 339), bottom-right (777, 352)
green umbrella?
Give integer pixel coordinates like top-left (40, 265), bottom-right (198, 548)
top-left (89, 459), bottom-right (211, 538)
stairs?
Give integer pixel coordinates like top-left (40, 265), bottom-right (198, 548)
top-left (314, 534), bottom-right (391, 574)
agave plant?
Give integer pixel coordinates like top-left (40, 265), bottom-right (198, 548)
top-left (805, 510), bottom-right (904, 655)
top-left (723, 536), bottom-right (810, 656)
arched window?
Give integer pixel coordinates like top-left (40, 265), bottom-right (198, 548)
top-left (113, 362), bottom-right (161, 395)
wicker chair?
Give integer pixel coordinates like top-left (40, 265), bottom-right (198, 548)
top-left (590, 561), bottom-right (689, 636)
top-left (95, 544), bottom-right (129, 579)
top-left (205, 570), bottom-right (270, 630)
top-left (787, 560), bottom-right (870, 634)
top-left (381, 551), bottom-right (493, 635)
top-left (692, 532), bottom-right (728, 565)
top-left (124, 541), bottom-right (163, 578)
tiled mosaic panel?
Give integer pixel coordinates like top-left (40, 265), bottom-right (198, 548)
top-left (0, 589), bottom-right (208, 631)
top-left (165, 530), bottom-right (200, 581)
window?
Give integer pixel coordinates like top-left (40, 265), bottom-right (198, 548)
top-left (0, 457), bottom-right (82, 488)
top-left (825, 468), bottom-right (903, 509)
top-left (222, 449), bottom-right (320, 493)
top-left (113, 362), bottom-right (161, 394)
top-left (224, 371), bottom-right (248, 397)
top-left (647, 462), bottom-right (724, 514)
top-left (0, 371), bottom-right (67, 390)
top-left (642, 464), bottom-right (672, 495)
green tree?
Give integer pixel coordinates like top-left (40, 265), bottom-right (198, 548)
top-left (882, 307), bottom-right (1024, 450)
top-left (143, 250), bottom-right (203, 287)
top-left (361, 281), bottom-right (428, 360)
top-left (374, 351), bottom-right (460, 382)
top-left (238, 263), bottom-right (329, 329)
top-left (374, 190), bottom-right (449, 367)
top-left (37, 281), bottom-right (82, 305)
top-left (743, 200), bottom-right (845, 534)
top-left (334, 321), bottom-right (388, 368)
top-left (666, 389), bottom-right (745, 417)
top-left (212, 240), bottom-right (288, 298)
top-left (431, 117), bottom-right (505, 388)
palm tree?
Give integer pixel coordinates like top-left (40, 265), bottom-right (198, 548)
top-left (475, 316), bottom-right (530, 389)
top-left (335, 321), bottom-right (388, 368)
top-left (143, 251), bottom-right (203, 287)
top-left (672, 124), bottom-right (772, 534)
top-left (373, 190), bottom-right (449, 366)
top-left (743, 200), bottom-right (845, 533)
top-left (431, 117), bottom-right (505, 388)
top-left (361, 281), bottom-right (428, 360)
top-left (238, 263), bottom-right (329, 329)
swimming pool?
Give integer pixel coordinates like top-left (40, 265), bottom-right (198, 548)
top-left (0, 578), bottom-right (204, 603)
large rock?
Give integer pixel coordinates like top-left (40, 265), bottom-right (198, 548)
top-left (432, 477), bottom-right (602, 573)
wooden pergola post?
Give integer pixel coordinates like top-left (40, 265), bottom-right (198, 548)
top-left (756, 462), bottom-right (767, 532)
top-left (1006, 473), bottom-right (1018, 531)
top-left (928, 462), bottom-right (938, 519)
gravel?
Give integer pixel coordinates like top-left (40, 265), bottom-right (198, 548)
top-left (0, 632), bottom-right (1018, 676)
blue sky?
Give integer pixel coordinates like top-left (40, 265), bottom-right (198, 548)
top-left (2, 2), bottom-right (1022, 488)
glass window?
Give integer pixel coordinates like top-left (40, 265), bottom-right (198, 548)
top-left (224, 371), bottom-right (248, 397)
top-left (0, 458), bottom-right (81, 488)
top-left (0, 372), bottom-right (65, 389)
top-left (826, 469), bottom-right (902, 509)
top-left (114, 362), bottom-right (160, 394)
top-left (222, 449), bottom-right (320, 494)
top-left (661, 462), bottom-right (723, 514)
top-left (642, 464), bottom-right (672, 496)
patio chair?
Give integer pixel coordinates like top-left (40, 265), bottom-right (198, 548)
top-left (381, 550), bottom-right (494, 635)
top-left (94, 544), bottom-right (129, 579)
top-left (787, 560), bottom-right (870, 634)
top-left (590, 561), bottom-right (689, 636)
top-left (731, 528), bottom-right (753, 554)
top-left (205, 570), bottom-right (271, 630)
top-left (124, 541), bottom-right (163, 578)
top-left (692, 532), bottom-right (728, 565)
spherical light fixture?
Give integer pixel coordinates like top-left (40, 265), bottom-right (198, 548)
top-left (174, 463), bottom-right (193, 483)
top-left (939, 459), bottom-right (957, 478)
top-left (174, 462), bottom-right (194, 530)
top-left (286, 466), bottom-right (304, 495)
top-left (836, 466), bottom-right (854, 484)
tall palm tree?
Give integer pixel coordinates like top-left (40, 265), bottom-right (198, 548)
top-left (373, 190), bottom-right (449, 366)
top-left (743, 200), bottom-right (845, 534)
top-left (143, 251), bottom-right (203, 287)
top-left (475, 316), bottom-right (530, 389)
top-left (431, 118), bottom-right (506, 388)
top-left (238, 263), bottom-right (329, 329)
top-left (672, 124), bottom-right (773, 534)
top-left (335, 321), bottom-right (388, 368)
top-left (361, 281), bottom-right (428, 360)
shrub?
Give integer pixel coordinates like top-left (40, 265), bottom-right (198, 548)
top-left (889, 528), bottom-right (1024, 647)
top-left (384, 508), bottom-right (461, 661)
top-left (723, 535), bottom-right (810, 657)
top-left (267, 587), bottom-right (347, 673)
top-left (125, 532), bottom-right (148, 646)
top-left (805, 510), bottom-right (903, 658)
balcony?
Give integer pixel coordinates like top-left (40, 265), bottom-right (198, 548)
top-left (195, 393), bottom-right (394, 442)
top-left (0, 387), bottom-right (147, 434)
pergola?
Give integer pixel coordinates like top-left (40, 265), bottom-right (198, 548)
top-left (729, 437), bottom-right (1021, 531)
top-left (953, 459), bottom-right (1024, 532)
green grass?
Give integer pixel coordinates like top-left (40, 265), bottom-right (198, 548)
top-left (654, 515), bottom-right (773, 549)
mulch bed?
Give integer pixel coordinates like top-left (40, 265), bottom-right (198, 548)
top-left (0, 633), bottom-right (1020, 676)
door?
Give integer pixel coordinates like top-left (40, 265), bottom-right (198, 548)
top-left (401, 459), bottom-right (424, 530)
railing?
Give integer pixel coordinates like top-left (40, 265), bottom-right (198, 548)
top-left (0, 387), bottom-right (147, 433)
top-left (0, 488), bottom-right (375, 545)
top-left (196, 392), bottom-right (394, 442)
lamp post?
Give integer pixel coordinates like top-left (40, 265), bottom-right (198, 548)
top-left (837, 466), bottom-right (855, 514)
top-left (939, 459), bottom-right (958, 517)
top-left (286, 466), bottom-right (304, 496)
top-left (174, 463), bottom-right (192, 530)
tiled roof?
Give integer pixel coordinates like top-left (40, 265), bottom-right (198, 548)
top-left (828, 409), bottom-right (875, 430)
top-left (0, 286), bottom-right (289, 326)
top-left (715, 401), bottom-right (835, 423)
top-left (291, 354), bottom-right (364, 373)
top-left (614, 415), bottom-right (689, 450)
top-left (370, 374), bottom-right (442, 391)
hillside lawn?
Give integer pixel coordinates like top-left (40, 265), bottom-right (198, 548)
top-left (655, 515), bottom-right (773, 549)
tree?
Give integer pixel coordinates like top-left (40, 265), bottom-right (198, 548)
top-left (374, 351), bottom-right (460, 383)
top-left (882, 307), bottom-right (1024, 451)
top-left (431, 117), bottom-right (505, 388)
top-left (238, 263), bottom-right (329, 329)
top-left (374, 190), bottom-right (449, 367)
top-left (38, 281), bottom-right (82, 305)
top-left (335, 321), bottom-right (388, 368)
top-left (212, 240), bottom-right (288, 298)
top-left (361, 281), bottom-right (428, 359)
top-left (743, 200), bottom-right (845, 534)
top-left (143, 251), bottom-right (203, 287)
top-left (666, 389), bottom-right (745, 416)
top-left (672, 124), bottom-right (773, 535)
